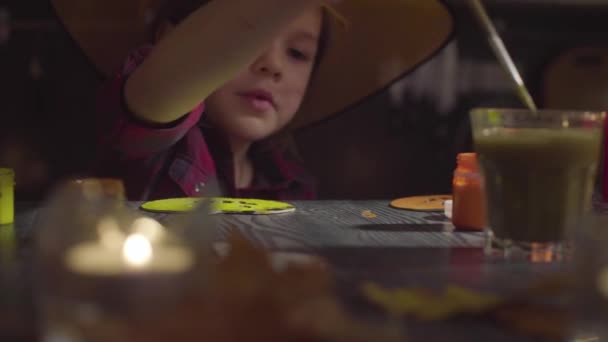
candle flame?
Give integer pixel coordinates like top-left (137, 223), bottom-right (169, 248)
top-left (123, 234), bottom-right (153, 267)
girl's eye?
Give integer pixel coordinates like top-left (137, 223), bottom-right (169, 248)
top-left (288, 48), bottom-right (311, 62)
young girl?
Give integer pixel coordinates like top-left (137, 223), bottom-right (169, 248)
top-left (52, 0), bottom-right (454, 201)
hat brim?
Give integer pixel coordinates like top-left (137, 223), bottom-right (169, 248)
top-left (51, 0), bottom-right (159, 77)
top-left (294, 0), bottom-right (454, 128)
top-left (51, 0), bottom-right (454, 128)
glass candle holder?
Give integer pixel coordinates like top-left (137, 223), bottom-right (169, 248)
top-left (33, 178), bottom-right (215, 341)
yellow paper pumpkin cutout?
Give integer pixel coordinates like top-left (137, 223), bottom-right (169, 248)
top-left (140, 197), bottom-right (295, 215)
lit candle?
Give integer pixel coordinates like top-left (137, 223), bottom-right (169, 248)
top-left (65, 216), bottom-right (194, 276)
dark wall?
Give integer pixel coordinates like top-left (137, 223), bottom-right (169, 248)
top-left (0, 0), bottom-right (101, 199)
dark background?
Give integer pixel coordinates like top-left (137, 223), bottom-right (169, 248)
top-left (1, 0), bottom-right (607, 200)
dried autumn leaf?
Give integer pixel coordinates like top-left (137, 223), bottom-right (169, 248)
top-left (363, 275), bottom-right (575, 341)
top-left (492, 301), bottom-right (572, 341)
top-left (363, 283), bottom-right (501, 320)
top-left (130, 232), bottom-right (405, 341)
top-left (489, 274), bottom-right (574, 340)
top-left (286, 297), bottom-right (404, 342)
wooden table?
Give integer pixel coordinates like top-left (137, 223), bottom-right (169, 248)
top-left (1, 200), bottom-right (592, 341)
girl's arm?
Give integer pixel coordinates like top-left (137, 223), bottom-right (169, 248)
top-left (125, 0), bottom-right (319, 124)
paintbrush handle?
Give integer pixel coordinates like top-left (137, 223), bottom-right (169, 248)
top-left (468, 0), bottom-right (538, 111)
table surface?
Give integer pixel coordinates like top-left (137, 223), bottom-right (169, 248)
top-left (4, 199), bottom-right (606, 341)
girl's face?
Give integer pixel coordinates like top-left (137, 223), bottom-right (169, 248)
top-left (204, 8), bottom-right (323, 143)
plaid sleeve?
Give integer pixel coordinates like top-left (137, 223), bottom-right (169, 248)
top-left (272, 150), bottom-right (318, 200)
top-left (95, 45), bottom-right (204, 159)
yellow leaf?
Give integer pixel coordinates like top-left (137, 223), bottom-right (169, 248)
top-left (362, 283), bottom-right (502, 320)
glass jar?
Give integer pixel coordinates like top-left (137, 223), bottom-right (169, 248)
top-left (452, 153), bottom-right (486, 231)
top-left (0, 168), bottom-right (14, 225)
top-left (34, 178), bottom-right (215, 342)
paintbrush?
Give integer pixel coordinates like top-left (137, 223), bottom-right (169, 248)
top-left (468, 0), bottom-right (538, 111)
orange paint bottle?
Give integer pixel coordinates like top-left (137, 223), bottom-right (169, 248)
top-left (452, 153), bottom-right (486, 231)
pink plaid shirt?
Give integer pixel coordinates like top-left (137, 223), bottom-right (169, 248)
top-left (91, 46), bottom-right (316, 201)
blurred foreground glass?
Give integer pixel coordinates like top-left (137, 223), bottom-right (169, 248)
top-left (572, 215), bottom-right (608, 340)
top-left (34, 178), bottom-right (216, 341)
top-left (470, 108), bottom-right (605, 260)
